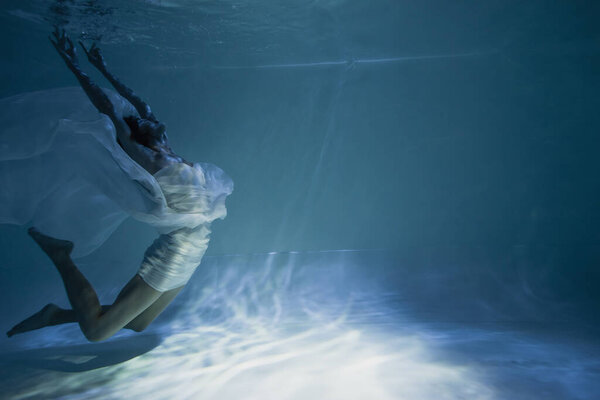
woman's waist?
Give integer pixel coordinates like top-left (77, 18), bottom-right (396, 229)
top-left (146, 226), bottom-right (210, 259)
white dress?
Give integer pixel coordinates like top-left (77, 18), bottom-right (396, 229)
top-left (0, 87), bottom-right (233, 291)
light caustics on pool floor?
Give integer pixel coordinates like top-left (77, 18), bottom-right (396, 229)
top-left (0, 250), bottom-right (598, 400)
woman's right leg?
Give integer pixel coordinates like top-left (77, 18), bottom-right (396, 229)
top-left (23, 228), bottom-right (161, 342)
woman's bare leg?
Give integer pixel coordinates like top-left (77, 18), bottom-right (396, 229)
top-left (7, 285), bottom-right (182, 337)
top-left (21, 228), bottom-right (161, 342)
top-left (7, 303), bottom-right (65, 337)
top-left (64, 285), bottom-right (181, 332)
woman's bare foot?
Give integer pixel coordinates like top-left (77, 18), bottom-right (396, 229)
top-left (7, 303), bottom-right (61, 337)
top-left (28, 227), bottom-right (74, 260)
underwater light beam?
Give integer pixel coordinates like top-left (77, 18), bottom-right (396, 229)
top-left (212, 50), bottom-right (496, 70)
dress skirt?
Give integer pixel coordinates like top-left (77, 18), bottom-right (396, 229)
top-left (0, 87), bottom-right (233, 259)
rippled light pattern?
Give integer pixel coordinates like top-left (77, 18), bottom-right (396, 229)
top-left (1, 251), bottom-right (498, 400)
top-left (2, 251), bottom-right (597, 399)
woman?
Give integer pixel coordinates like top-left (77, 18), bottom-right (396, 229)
top-left (5, 28), bottom-right (233, 342)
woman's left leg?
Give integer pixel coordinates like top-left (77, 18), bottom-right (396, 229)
top-left (7, 284), bottom-right (183, 337)
top-left (22, 228), bottom-right (161, 342)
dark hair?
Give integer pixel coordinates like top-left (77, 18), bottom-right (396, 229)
top-left (123, 116), bottom-right (153, 148)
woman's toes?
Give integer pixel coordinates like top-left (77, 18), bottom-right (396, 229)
top-left (7, 304), bottom-right (60, 337)
top-left (27, 227), bottom-right (74, 256)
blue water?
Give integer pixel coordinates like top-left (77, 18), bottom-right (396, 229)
top-left (1, 1), bottom-right (599, 399)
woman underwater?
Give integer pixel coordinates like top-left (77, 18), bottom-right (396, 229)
top-left (4, 29), bottom-right (233, 342)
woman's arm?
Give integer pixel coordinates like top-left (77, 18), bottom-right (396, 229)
top-left (51, 29), bottom-right (184, 176)
top-left (49, 28), bottom-right (122, 128)
top-left (79, 42), bottom-right (157, 122)
top-left (50, 29), bottom-right (167, 174)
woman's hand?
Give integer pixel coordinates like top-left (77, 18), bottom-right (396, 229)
top-left (79, 41), bottom-right (107, 71)
top-left (49, 27), bottom-right (79, 68)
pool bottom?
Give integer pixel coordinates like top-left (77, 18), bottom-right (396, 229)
top-left (0, 250), bottom-right (598, 399)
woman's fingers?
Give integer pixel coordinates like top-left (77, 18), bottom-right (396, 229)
top-left (79, 40), bottom-right (89, 56)
top-left (78, 40), bottom-right (103, 63)
top-left (53, 26), bottom-right (66, 42)
top-left (50, 27), bottom-right (74, 50)
top-left (50, 32), bottom-right (76, 64)
top-left (49, 35), bottom-right (63, 53)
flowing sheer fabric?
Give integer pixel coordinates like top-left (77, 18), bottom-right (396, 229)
top-left (0, 87), bottom-right (233, 258)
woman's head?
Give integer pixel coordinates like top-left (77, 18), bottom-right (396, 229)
top-left (124, 116), bottom-right (168, 149)
top-left (139, 119), bottom-right (166, 138)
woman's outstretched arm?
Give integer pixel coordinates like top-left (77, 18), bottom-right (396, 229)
top-left (79, 42), bottom-right (157, 122)
top-left (50, 29), bottom-right (166, 174)
top-left (49, 28), bottom-right (121, 127)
